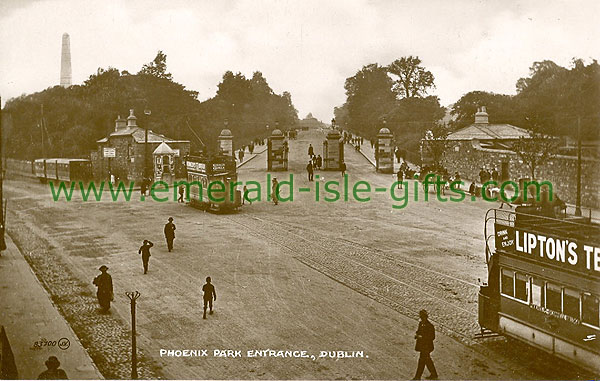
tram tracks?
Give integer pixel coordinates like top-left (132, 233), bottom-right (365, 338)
top-left (224, 214), bottom-right (482, 343)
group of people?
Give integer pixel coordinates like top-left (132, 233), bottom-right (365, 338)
top-left (92, 216), bottom-right (217, 320)
top-left (478, 167), bottom-right (499, 184)
top-left (306, 144), bottom-right (346, 181)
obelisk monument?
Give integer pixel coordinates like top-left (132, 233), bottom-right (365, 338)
top-left (60, 33), bottom-right (72, 87)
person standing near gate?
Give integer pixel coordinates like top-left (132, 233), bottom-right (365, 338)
top-left (138, 240), bottom-right (154, 274)
top-left (308, 144), bottom-right (314, 157)
top-left (412, 309), bottom-right (438, 380)
top-left (397, 168), bottom-right (404, 189)
top-left (316, 155), bottom-right (322, 170)
top-left (202, 276), bottom-right (217, 319)
top-left (306, 161), bottom-right (314, 181)
top-left (93, 265), bottom-right (113, 312)
top-left (164, 217), bottom-right (176, 252)
top-left (340, 161), bottom-right (346, 178)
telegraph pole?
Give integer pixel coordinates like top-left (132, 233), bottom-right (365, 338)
top-left (144, 109), bottom-right (151, 179)
top-left (575, 115), bottom-right (582, 217)
top-left (0, 96), bottom-right (5, 251)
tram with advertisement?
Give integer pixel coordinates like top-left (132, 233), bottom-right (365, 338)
top-left (184, 154), bottom-right (241, 213)
top-left (478, 208), bottom-right (600, 373)
top-left (33, 158), bottom-right (92, 183)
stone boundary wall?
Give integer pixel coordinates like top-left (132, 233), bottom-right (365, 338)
top-left (442, 140), bottom-right (600, 208)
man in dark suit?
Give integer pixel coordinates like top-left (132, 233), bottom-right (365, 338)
top-left (139, 240), bottom-right (154, 274)
top-left (202, 277), bottom-right (217, 319)
top-left (164, 217), bottom-right (176, 252)
top-left (412, 309), bottom-right (438, 380)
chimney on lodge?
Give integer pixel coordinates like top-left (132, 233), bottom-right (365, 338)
top-left (114, 115), bottom-right (126, 131)
top-left (127, 109), bottom-right (138, 128)
top-left (475, 106), bottom-right (489, 124)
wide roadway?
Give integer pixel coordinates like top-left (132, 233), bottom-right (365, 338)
top-left (4, 129), bottom-right (592, 379)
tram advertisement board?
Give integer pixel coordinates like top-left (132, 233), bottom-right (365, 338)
top-left (494, 223), bottom-right (600, 276)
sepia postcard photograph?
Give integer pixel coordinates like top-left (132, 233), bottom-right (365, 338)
top-left (0, 0), bottom-right (598, 379)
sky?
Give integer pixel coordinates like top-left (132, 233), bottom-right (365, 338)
top-left (0, 0), bottom-right (598, 121)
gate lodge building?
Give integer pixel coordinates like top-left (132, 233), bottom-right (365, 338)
top-left (426, 107), bottom-right (600, 208)
top-left (91, 110), bottom-right (190, 183)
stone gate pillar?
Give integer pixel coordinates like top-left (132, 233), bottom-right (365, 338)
top-left (323, 130), bottom-right (343, 170)
top-left (376, 127), bottom-right (394, 173)
top-left (267, 129), bottom-right (288, 171)
top-left (218, 129), bottom-right (233, 157)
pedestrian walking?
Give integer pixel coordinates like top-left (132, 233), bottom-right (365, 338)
top-left (239, 149), bottom-right (245, 162)
top-left (141, 180), bottom-right (147, 197)
top-left (202, 276), bottom-right (217, 319)
top-left (312, 155), bottom-right (318, 168)
top-left (454, 172), bottom-right (461, 189)
top-left (316, 155), bottom-right (322, 170)
top-left (397, 169), bottom-right (404, 189)
top-left (412, 309), bottom-right (438, 380)
top-left (478, 167), bottom-right (486, 184)
top-left (340, 161), bottom-right (346, 177)
top-left (178, 185), bottom-right (185, 203)
top-left (272, 177), bottom-right (279, 205)
top-left (308, 144), bottom-right (314, 157)
top-left (138, 240), bottom-right (154, 274)
top-left (37, 356), bottom-right (68, 380)
top-left (93, 265), bottom-right (113, 312)
top-left (164, 217), bottom-right (176, 252)
top-left (492, 167), bottom-right (499, 182)
top-left (306, 161), bottom-right (314, 181)
top-left (243, 185), bottom-right (252, 205)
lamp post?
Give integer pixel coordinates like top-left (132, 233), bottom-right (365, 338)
top-left (126, 291), bottom-right (141, 379)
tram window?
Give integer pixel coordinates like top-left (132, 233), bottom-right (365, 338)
top-left (546, 283), bottom-right (562, 312)
top-left (515, 273), bottom-right (528, 302)
top-left (582, 293), bottom-right (599, 327)
top-left (563, 288), bottom-right (580, 320)
top-left (530, 278), bottom-right (544, 307)
top-left (501, 269), bottom-right (514, 297)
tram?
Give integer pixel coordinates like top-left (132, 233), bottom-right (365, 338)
top-left (184, 154), bottom-right (241, 213)
top-left (33, 158), bottom-right (92, 183)
top-left (478, 208), bottom-right (600, 373)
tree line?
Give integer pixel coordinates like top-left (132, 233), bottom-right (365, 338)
top-left (1, 51), bottom-right (299, 159)
top-left (334, 57), bottom-right (599, 162)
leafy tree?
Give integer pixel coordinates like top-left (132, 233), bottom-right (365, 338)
top-left (511, 127), bottom-right (559, 179)
top-left (138, 50), bottom-right (172, 80)
top-left (344, 63), bottom-right (396, 137)
top-left (450, 91), bottom-right (520, 129)
top-left (420, 122), bottom-right (450, 169)
top-left (387, 56), bottom-right (435, 98)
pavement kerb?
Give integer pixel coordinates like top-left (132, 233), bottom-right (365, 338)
top-left (0, 233), bottom-right (103, 379)
top-left (237, 147), bottom-right (268, 169)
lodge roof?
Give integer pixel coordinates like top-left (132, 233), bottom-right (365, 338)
top-left (96, 126), bottom-right (190, 144)
top-left (446, 123), bottom-right (531, 141)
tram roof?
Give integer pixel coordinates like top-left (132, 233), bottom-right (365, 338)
top-left (490, 209), bottom-right (600, 244)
